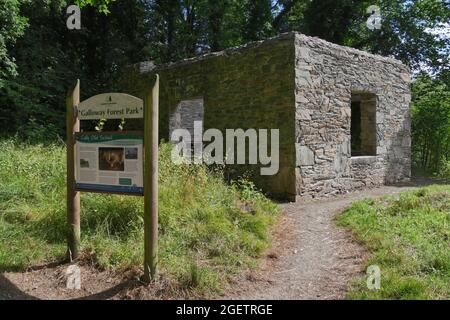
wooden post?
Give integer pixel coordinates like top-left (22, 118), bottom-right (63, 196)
top-left (143, 75), bottom-right (159, 282)
top-left (66, 79), bottom-right (81, 261)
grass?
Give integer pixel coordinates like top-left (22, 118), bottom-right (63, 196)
top-left (336, 185), bottom-right (450, 300)
top-left (0, 138), bottom-right (278, 296)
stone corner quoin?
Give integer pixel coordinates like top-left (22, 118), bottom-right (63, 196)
top-left (119, 31), bottom-right (411, 201)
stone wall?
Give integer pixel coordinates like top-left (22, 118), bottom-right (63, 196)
top-left (294, 33), bottom-right (411, 200)
top-left (120, 34), bottom-right (297, 199)
top-left (119, 32), bottom-right (411, 201)
top-left (169, 98), bottom-right (204, 152)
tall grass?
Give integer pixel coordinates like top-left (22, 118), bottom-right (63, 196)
top-left (0, 139), bottom-right (278, 295)
top-left (336, 185), bottom-right (450, 299)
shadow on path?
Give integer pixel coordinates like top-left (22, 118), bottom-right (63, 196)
top-left (0, 275), bottom-right (38, 300)
top-left (0, 273), bottom-right (139, 300)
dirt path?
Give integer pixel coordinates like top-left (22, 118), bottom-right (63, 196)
top-left (223, 182), bottom-right (430, 300)
top-left (0, 264), bottom-right (140, 300)
top-left (0, 179), bottom-right (438, 300)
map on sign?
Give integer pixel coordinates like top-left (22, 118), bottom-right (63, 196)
top-left (77, 93), bottom-right (144, 120)
top-left (75, 132), bottom-right (144, 195)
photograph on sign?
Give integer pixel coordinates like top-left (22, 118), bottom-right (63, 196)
top-left (75, 132), bottom-right (144, 195)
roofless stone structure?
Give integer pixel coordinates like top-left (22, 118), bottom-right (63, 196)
top-left (120, 32), bottom-right (411, 201)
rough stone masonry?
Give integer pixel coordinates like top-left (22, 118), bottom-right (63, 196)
top-left (120, 32), bottom-right (411, 201)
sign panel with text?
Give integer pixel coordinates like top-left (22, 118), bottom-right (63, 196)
top-left (75, 132), bottom-right (144, 195)
top-left (77, 93), bottom-right (144, 120)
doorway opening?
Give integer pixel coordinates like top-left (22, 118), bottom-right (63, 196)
top-left (351, 93), bottom-right (377, 156)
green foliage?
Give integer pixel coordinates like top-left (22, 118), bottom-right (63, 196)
top-left (146, 0), bottom-right (251, 62)
top-left (286, 0), bottom-right (450, 73)
top-left (0, 0), bottom-right (28, 84)
top-left (298, 0), bottom-right (369, 45)
top-left (94, 118), bottom-right (107, 132)
top-left (1, 0), bottom-right (449, 136)
top-left (0, 140), bottom-right (278, 295)
top-left (0, 0), bottom-right (150, 137)
top-left (343, 0), bottom-right (450, 73)
top-left (439, 160), bottom-right (450, 179)
top-left (411, 73), bottom-right (450, 177)
top-left (1, 0), bottom-right (449, 168)
top-left (75, 0), bottom-right (116, 14)
top-left (233, 177), bottom-right (269, 204)
top-left (242, 0), bottom-right (274, 41)
top-left (336, 185), bottom-right (450, 299)
top-left (0, 1), bottom-right (75, 138)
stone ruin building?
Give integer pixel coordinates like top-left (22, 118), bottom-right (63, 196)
top-left (120, 32), bottom-right (411, 201)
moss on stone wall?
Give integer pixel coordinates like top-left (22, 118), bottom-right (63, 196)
top-left (119, 34), bottom-right (297, 199)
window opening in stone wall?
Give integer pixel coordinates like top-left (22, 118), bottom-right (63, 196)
top-left (351, 93), bottom-right (377, 156)
top-left (169, 98), bottom-right (204, 151)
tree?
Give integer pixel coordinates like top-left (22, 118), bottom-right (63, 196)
top-left (299, 0), bottom-right (365, 44)
top-left (205, 0), bottom-right (227, 51)
top-left (1, 0), bottom-right (448, 142)
top-left (347, 0), bottom-right (450, 73)
top-left (282, 0), bottom-right (450, 73)
top-left (242, 0), bottom-right (274, 41)
top-left (411, 73), bottom-right (450, 173)
top-left (0, 0), bottom-right (149, 138)
top-left (75, 0), bottom-right (116, 14)
top-left (0, 0), bottom-right (28, 86)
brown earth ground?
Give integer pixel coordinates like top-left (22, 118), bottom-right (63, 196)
top-left (0, 178), bottom-right (440, 300)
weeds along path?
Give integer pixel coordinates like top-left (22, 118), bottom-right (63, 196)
top-left (223, 180), bottom-right (433, 300)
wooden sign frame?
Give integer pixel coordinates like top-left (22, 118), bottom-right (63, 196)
top-left (66, 76), bottom-right (159, 282)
